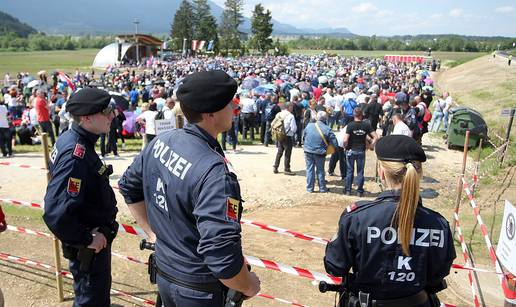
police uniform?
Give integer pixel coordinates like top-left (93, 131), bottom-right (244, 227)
top-left (43, 88), bottom-right (118, 307)
top-left (324, 135), bottom-right (456, 307)
top-left (118, 70), bottom-right (244, 307)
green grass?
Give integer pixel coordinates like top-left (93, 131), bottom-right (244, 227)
top-left (292, 49), bottom-right (486, 63)
top-left (0, 49), bottom-right (99, 76)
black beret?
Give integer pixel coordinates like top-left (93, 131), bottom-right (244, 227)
top-left (66, 88), bottom-right (112, 116)
top-left (177, 70), bottom-right (237, 113)
top-left (375, 135), bottom-right (427, 162)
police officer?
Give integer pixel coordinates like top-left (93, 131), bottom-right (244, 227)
top-left (324, 135), bottom-right (456, 307)
top-left (118, 70), bottom-right (261, 307)
top-left (43, 88), bottom-right (118, 307)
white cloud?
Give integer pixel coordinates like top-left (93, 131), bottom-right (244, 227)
top-left (449, 8), bottom-right (463, 17)
top-left (495, 6), bottom-right (515, 13)
top-left (352, 3), bottom-right (377, 14)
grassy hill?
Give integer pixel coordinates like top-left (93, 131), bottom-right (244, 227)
top-left (0, 11), bottom-right (37, 37)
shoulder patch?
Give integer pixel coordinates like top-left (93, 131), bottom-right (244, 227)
top-left (346, 203), bottom-right (358, 213)
top-left (67, 178), bottom-right (82, 197)
top-left (226, 197), bottom-right (240, 221)
top-left (98, 164), bottom-right (107, 176)
top-left (73, 144), bottom-right (85, 159)
top-left (50, 146), bottom-right (58, 163)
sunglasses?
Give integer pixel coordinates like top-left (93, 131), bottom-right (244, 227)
top-left (101, 100), bottom-right (117, 116)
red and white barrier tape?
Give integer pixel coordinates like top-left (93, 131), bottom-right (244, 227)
top-left (0, 198), bottom-right (147, 238)
top-left (6, 225), bottom-right (53, 239)
top-left (240, 219), bottom-right (329, 245)
top-left (0, 161), bottom-right (46, 170)
top-left (0, 198), bottom-right (44, 209)
top-left (453, 212), bottom-right (480, 307)
top-left (461, 178), bottom-right (501, 280)
top-left (0, 252), bottom-right (156, 305)
top-left (244, 254), bottom-right (341, 284)
top-left (111, 252), bottom-right (148, 265)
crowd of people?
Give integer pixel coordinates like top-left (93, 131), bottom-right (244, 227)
top-left (1, 54), bottom-right (452, 196)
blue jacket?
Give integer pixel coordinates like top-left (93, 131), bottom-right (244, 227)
top-left (43, 125), bottom-right (118, 247)
top-left (303, 120), bottom-right (338, 155)
top-left (118, 124), bottom-right (244, 284)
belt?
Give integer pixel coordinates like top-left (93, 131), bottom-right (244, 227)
top-left (372, 290), bottom-right (428, 307)
top-left (155, 263), bottom-right (226, 293)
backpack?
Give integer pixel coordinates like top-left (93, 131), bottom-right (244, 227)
top-left (271, 113), bottom-right (287, 142)
top-left (343, 98), bottom-right (357, 116)
top-left (155, 110), bottom-right (165, 120)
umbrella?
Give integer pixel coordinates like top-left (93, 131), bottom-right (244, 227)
top-left (274, 79), bottom-right (284, 85)
top-left (109, 92), bottom-right (129, 111)
top-left (241, 78), bottom-right (259, 90)
top-left (27, 80), bottom-right (40, 88)
top-left (296, 81), bottom-right (312, 92)
top-left (21, 76), bottom-right (34, 85)
top-left (253, 84), bottom-right (276, 96)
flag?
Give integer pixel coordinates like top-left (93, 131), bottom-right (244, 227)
top-left (191, 40), bottom-right (198, 51)
top-left (58, 72), bottom-right (76, 91)
top-left (198, 40), bottom-right (206, 50)
top-left (207, 40), bottom-right (214, 51)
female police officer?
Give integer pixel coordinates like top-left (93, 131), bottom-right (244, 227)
top-left (324, 135), bottom-right (456, 307)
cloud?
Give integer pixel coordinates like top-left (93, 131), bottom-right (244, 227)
top-left (449, 8), bottom-right (463, 17)
top-left (430, 13), bottom-right (443, 19)
top-left (352, 3), bottom-right (377, 14)
top-left (494, 6), bottom-right (515, 13)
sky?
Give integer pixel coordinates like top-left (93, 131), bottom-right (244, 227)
top-left (211, 0), bottom-right (516, 37)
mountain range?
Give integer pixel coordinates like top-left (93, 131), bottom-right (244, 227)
top-left (0, 0), bottom-right (354, 37)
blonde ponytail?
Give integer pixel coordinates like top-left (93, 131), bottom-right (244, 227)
top-left (380, 161), bottom-right (422, 256)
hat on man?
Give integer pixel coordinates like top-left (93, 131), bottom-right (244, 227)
top-left (177, 70), bottom-right (237, 113)
top-left (66, 88), bottom-right (112, 116)
top-left (375, 135), bottom-right (426, 162)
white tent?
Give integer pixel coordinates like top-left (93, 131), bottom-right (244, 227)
top-left (92, 42), bottom-right (133, 68)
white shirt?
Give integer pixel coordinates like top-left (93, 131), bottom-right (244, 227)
top-left (334, 95), bottom-right (343, 112)
top-left (289, 88), bottom-right (300, 101)
top-left (278, 110), bottom-right (297, 136)
top-left (356, 93), bottom-right (368, 105)
top-left (0, 105), bottom-right (9, 128)
top-left (344, 92), bottom-right (357, 101)
top-left (443, 96), bottom-right (453, 112)
top-left (240, 97), bottom-right (256, 113)
top-left (137, 110), bottom-right (158, 135)
top-left (29, 108), bottom-right (38, 126)
top-left (392, 120), bottom-right (412, 137)
top-left (162, 105), bottom-right (176, 128)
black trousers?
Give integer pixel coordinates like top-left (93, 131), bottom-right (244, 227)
top-left (69, 246), bottom-right (112, 307)
top-left (39, 120), bottom-right (55, 145)
top-left (0, 127), bottom-right (12, 156)
top-left (328, 147), bottom-right (347, 179)
top-left (242, 113), bottom-right (255, 140)
top-left (274, 136), bottom-right (293, 170)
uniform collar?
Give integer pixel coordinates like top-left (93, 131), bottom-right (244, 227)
top-left (71, 124), bottom-right (100, 146)
top-left (377, 189), bottom-right (423, 207)
top-left (184, 124), bottom-right (225, 157)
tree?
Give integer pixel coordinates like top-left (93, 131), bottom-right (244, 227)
top-left (192, 0), bottom-right (219, 51)
top-left (170, 0), bottom-right (194, 51)
top-left (250, 4), bottom-right (273, 54)
top-left (219, 0), bottom-right (244, 55)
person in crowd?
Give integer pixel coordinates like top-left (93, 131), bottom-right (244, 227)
top-left (137, 102), bottom-right (158, 146)
top-left (257, 94), bottom-right (270, 144)
top-left (344, 108), bottom-right (378, 197)
top-left (34, 89), bottom-right (56, 145)
top-left (43, 88), bottom-right (119, 307)
top-left (17, 122), bottom-right (33, 145)
top-left (328, 126), bottom-right (347, 181)
top-left (429, 94), bottom-right (446, 132)
top-left (442, 92), bottom-right (453, 133)
top-left (264, 95), bottom-right (281, 146)
top-left (400, 100), bottom-right (419, 140)
top-left (0, 99), bottom-right (12, 158)
top-left (162, 97), bottom-right (176, 127)
top-left (240, 91), bottom-right (256, 140)
top-left (391, 112), bottom-right (412, 137)
top-left (324, 135), bottom-right (456, 307)
top-left (118, 70), bottom-right (260, 306)
top-left (363, 94), bottom-right (384, 131)
top-left (303, 111), bottom-right (338, 193)
top-left (272, 102), bottom-right (297, 175)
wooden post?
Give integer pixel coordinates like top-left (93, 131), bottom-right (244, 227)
top-left (452, 131), bottom-right (470, 237)
top-left (41, 133), bottom-right (64, 302)
top-left (500, 108), bottom-right (515, 166)
top-left (472, 138), bottom-right (482, 196)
